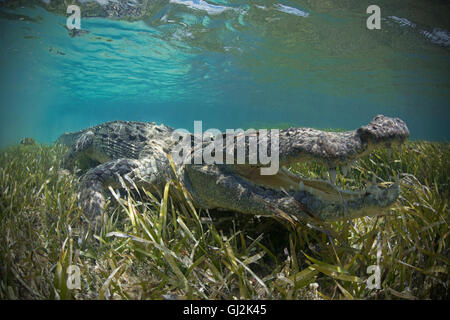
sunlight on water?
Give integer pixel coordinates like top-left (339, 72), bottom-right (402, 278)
top-left (0, 0), bottom-right (449, 146)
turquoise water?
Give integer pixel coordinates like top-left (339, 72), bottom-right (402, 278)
top-left (0, 1), bottom-right (449, 147)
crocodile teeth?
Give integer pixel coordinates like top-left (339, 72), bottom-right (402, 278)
top-left (281, 166), bottom-right (298, 178)
top-left (341, 165), bottom-right (348, 177)
top-left (298, 181), bottom-right (305, 191)
top-left (328, 169), bottom-right (336, 184)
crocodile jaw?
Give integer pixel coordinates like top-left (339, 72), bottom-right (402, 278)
top-left (230, 164), bottom-right (401, 221)
top-left (183, 161), bottom-right (401, 221)
top-left (184, 115), bottom-right (409, 221)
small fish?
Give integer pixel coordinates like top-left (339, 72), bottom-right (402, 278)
top-left (68, 28), bottom-right (90, 38)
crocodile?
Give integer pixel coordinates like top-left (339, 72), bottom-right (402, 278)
top-left (56, 115), bottom-right (409, 222)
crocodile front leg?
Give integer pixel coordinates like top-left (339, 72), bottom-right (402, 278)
top-left (79, 158), bottom-right (141, 217)
top-left (79, 156), bottom-right (171, 217)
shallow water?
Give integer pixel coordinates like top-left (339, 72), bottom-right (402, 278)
top-left (0, 0), bottom-right (449, 146)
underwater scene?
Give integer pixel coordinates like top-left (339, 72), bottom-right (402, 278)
top-left (0, 0), bottom-right (448, 301)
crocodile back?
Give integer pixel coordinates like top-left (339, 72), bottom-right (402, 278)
top-left (57, 121), bottom-right (177, 162)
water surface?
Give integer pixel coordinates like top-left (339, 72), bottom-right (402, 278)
top-left (0, 0), bottom-right (449, 146)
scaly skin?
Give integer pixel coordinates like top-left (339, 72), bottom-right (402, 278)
top-left (56, 115), bottom-right (409, 222)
